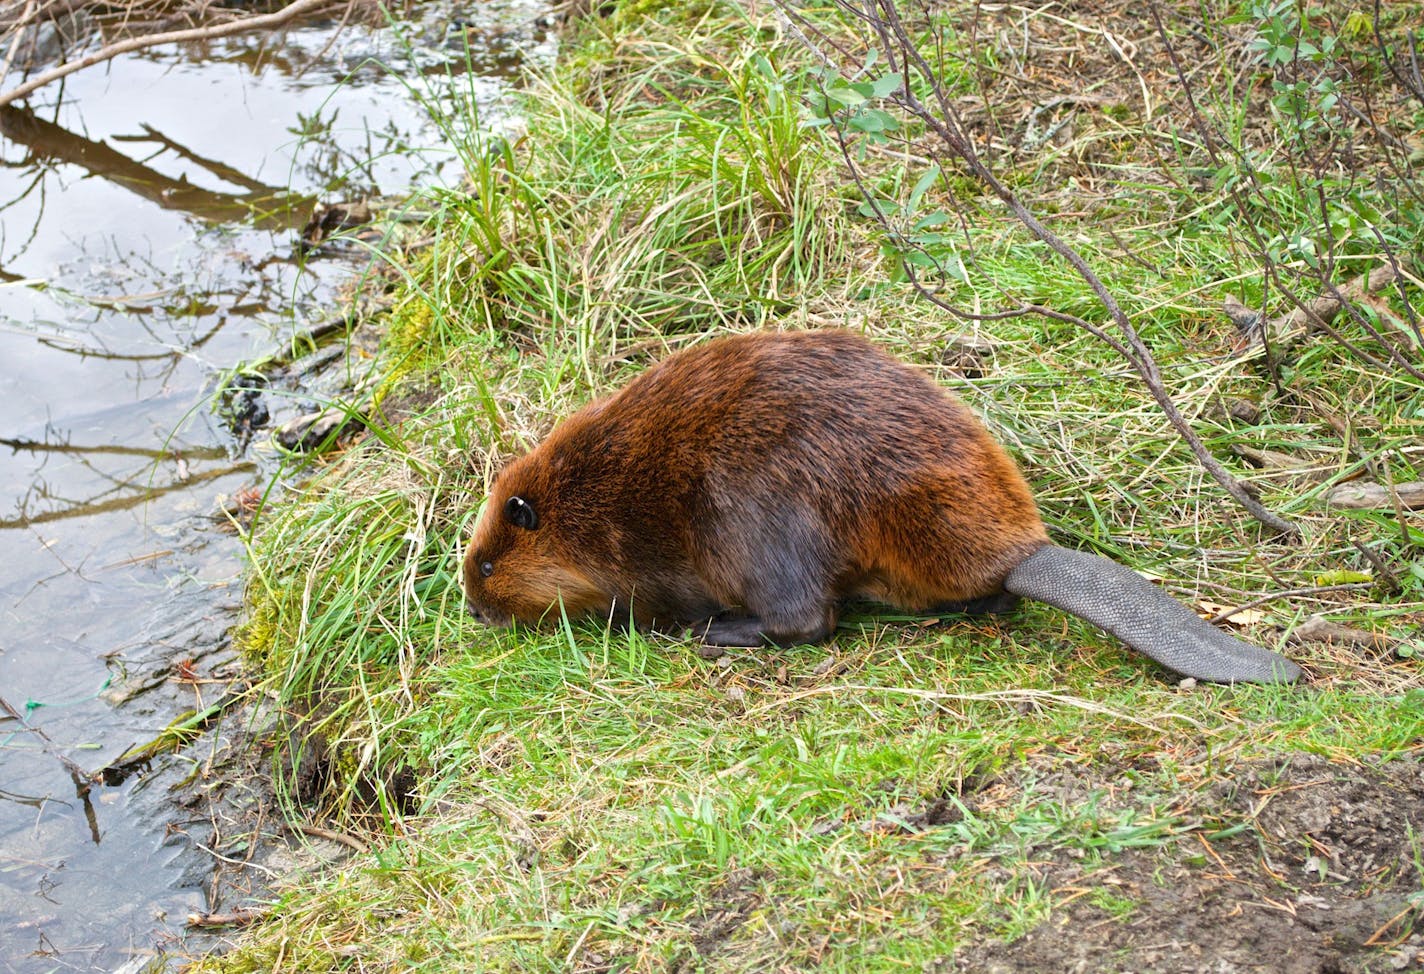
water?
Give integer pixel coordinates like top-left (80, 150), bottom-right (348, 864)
top-left (0, 4), bottom-right (551, 969)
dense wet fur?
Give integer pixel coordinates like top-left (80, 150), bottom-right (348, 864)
top-left (463, 330), bottom-right (1048, 646)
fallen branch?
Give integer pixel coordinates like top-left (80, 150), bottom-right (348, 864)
top-left (1226, 266), bottom-right (1396, 339)
top-left (1289, 615), bottom-right (1396, 652)
top-left (186, 908), bottom-right (270, 929)
top-left (1223, 265), bottom-right (1414, 377)
top-left (0, 0), bottom-right (342, 109)
top-left (1321, 481), bottom-right (1424, 511)
top-left (297, 823), bottom-right (371, 855)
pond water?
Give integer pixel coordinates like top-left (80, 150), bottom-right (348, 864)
top-left (0, 4), bottom-right (550, 970)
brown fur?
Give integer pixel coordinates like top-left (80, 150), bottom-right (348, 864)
top-left (462, 330), bottom-right (1049, 647)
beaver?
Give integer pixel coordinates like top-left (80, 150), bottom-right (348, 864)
top-left (462, 330), bottom-right (1302, 684)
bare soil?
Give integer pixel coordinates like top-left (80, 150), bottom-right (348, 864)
top-left (952, 754), bottom-right (1424, 973)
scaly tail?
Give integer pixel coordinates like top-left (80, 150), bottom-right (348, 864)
top-left (1003, 546), bottom-right (1302, 684)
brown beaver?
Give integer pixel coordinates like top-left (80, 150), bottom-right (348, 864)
top-left (462, 330), bottom-right (1301, 684)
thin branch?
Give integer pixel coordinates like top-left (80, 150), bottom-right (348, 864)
top-left (0, 0), bottom-right (341, 109)
top-left (0, 0), bottom-right (38, 80)
top-left (1205, 583), bottom-right (1375, 626)
top-left (789, 0), bottom-right (1298, 535)
top-left (1375, 0), bottom-right (1424, 109)
top-left (0, 691), bottom-right (93, 789)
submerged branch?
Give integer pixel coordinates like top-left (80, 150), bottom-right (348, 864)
top-left (0, 691), bottom-right (101, 842)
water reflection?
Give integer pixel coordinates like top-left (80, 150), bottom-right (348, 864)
top-left (1, 104), bottom-right (314, 228)
top-left (0, 2), bottom-right (554, 969)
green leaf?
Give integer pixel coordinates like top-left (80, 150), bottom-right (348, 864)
top-left (857, 199), bottom-right (899, 218)
top-left (868, 72), bottom-right (903, 98)
top-left (849, 109), bottom-right (897, 134)
top-left (907, 164), bottom-right (942, 214)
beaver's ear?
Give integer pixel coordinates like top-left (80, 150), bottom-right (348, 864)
top-left (505, 496), bottom-right (539, 531)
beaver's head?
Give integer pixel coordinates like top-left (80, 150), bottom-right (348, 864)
top-left (462, 454), bottom-right (605, 628)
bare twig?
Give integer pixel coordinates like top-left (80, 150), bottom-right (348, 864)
top-left (1204, 583), bottom-right (1374, 626)
top-left (0, 0), bottom-right (341, 109)
top-left (0, 690), bottom-right (101, 842)
top-left (0, 0), bottom-right (38, 79)
top-left (1374, 0), bottom-right (1424, 109)
top-left (1351, 539), bottom-right (1401, 595)
top-left (1150, 2), bottom-right (1421, 384)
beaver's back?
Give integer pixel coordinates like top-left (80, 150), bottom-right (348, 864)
top-left (532, 330), bottom-right (1048, 614)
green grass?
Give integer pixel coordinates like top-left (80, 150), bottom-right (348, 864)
top-left (206, 0), bottom-right (1424, 969)
top-left (211, 611), bottom-right (1423, 968)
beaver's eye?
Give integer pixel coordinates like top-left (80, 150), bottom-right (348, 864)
top-left (505, 495), bottom-right (539, 531)
top-left (480, 561), bottom-right (494, 578)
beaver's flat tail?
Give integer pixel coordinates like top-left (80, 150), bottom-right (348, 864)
top-left (1003, 546), bottom-right (1303, 684)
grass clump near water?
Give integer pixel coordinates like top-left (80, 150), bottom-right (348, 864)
top-left (209, 0), bottom-right (1424, 969)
